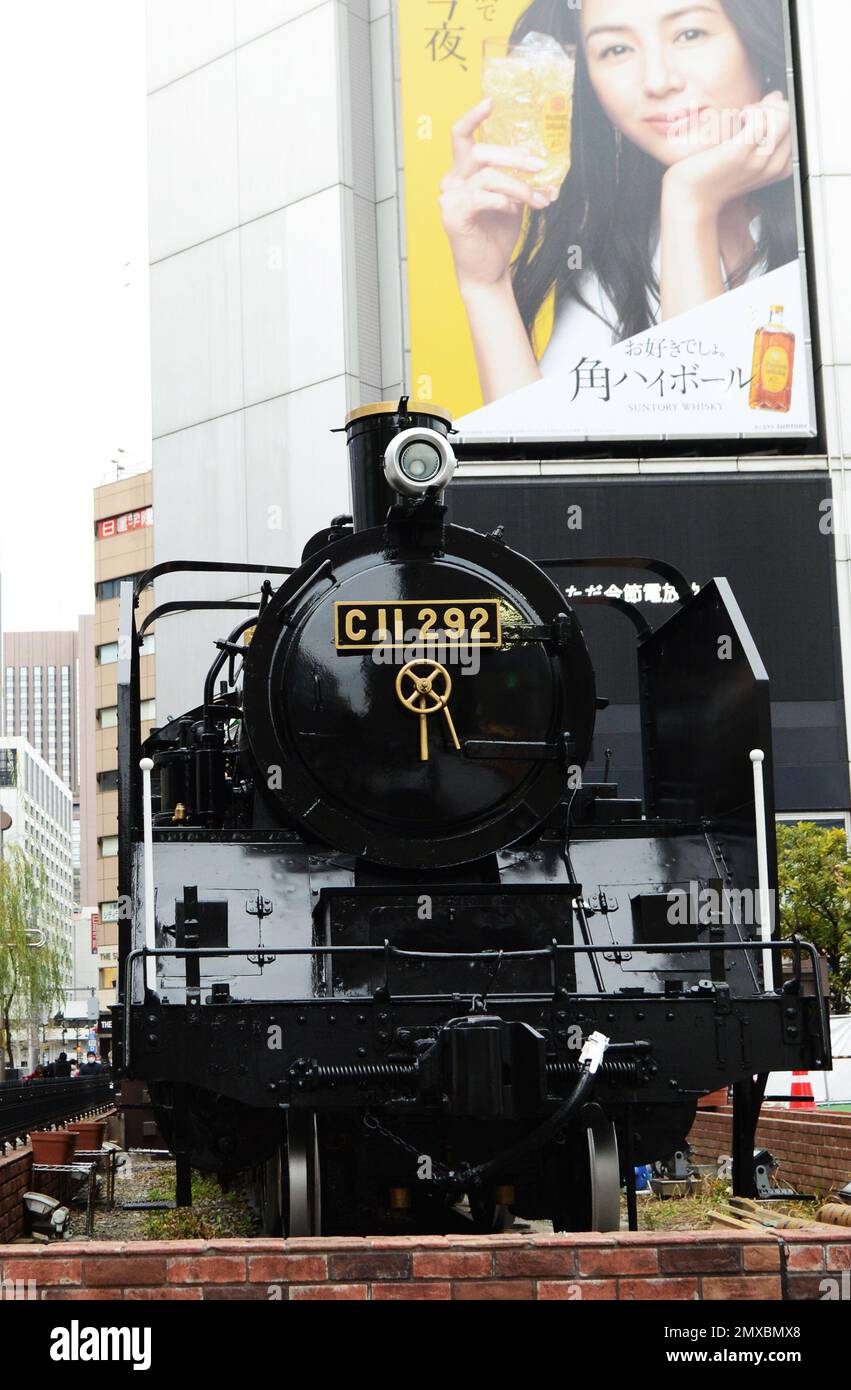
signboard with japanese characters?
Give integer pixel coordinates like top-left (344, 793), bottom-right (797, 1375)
top-left (97, 506), bottom-right (152, 540)
top-left (397, 0), bottom-right (818, 447)
top-left (450, 472), bottom-right (848, 809)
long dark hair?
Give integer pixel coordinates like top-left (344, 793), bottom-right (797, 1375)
top-left (509, 0), bottom-right (797, 344)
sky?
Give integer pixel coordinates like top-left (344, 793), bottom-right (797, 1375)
top-left (0, 0), bottom-right (151, 633)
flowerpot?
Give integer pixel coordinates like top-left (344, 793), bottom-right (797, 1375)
top-left (30, 1130), bottom-right (76, 1165)
top-left (66, 1120), bottom-right (106, 1151)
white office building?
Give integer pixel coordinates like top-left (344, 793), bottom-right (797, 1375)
top-left (0, 737), bottom-right (75, 1067)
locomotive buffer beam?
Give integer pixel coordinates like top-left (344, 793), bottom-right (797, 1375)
top-left (295, 1054), bottom-right (647, 1098)
top-left (291, 1025), bottom-right (651, 1118)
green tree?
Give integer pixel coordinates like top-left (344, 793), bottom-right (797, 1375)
top-left (0, 845), bottom-right (70, 1077)
top-left (776, 821), bottom-right (851, 1013)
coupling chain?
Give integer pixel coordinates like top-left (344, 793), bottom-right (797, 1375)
top-left (362, 1110), bottom-right (473, 1190)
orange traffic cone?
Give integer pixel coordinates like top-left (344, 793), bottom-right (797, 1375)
top-left (790, 1071), bottom-right (815, 1110)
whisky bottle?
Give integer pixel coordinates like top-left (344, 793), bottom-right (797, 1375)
top-left (749, 305), bottom-right (795, 413)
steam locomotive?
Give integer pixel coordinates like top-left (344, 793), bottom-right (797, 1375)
top-left (115, 400), bottom-right (830, 1236)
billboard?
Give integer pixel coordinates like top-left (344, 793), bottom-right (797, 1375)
top-left (450, 473), bottom-right (848, 811)
top-left (398, 0), bottom-right (819, 448)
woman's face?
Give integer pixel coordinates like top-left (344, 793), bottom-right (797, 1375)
top-left (580, 0), bottom-right (764, 165)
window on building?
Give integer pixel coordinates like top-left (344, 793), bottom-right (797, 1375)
top-left (95, 573), bottom-right (144, 602)
top-left (32, 667), bottom-right (43, 753)
top-left (98, 706), bottom-right (118, 728)
top-left (47, 667), bottom-right (56, 771)
top-left (18, 668), bottom-right (28, 737)
top-left (4, 667), bottom-right (14, 736)
top-left (75, 658), bottom-right (80, 790)
top-left (97, 634), bottom-right (154, 665)
top-left (0, 749), bottom-right (17, 787)
top-left (99, 835), bottom-right (118, 857)
top-left (60, 666), bottom-right (72, 789)
top-left (97, 769), bottom-right (119, 792)
top-left (140, 698), bottom-right (156, 723)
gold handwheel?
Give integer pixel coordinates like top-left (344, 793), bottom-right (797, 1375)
top-left (395, 659), bottom-right (462, 763)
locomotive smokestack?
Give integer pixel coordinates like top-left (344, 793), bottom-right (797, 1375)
top-left (344, 398), bottom-right (453, 530)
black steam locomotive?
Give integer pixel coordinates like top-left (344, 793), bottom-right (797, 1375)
top-left (115, 401), bottom-right (830, 1236)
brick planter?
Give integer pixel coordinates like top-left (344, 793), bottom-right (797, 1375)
top-left (689, 1106), bottom-right (851, 1197)
top-left (0, 1147), bottom-right (32, 1244)
top-left (1, 1230), bottom-right (850, 1300)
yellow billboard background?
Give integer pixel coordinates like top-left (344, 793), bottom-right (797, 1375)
top-left (398, 0), bottom-right (553, 421)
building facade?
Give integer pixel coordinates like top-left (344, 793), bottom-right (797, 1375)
top-left (0, 738), bottom-right (74, 1068)
top-left (3, 622), bottom-right (100, 1011)
top-left (93, 470), bottom-right (156, 1009)
top-left (4, 630), bottom-right (81, 795)
top-left (76, 613), bottom-right (97, 912)
top-left (144, 0), bottom-right (851, 823)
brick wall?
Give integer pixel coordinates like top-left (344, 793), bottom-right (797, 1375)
top-left (1, 1230), bottom-right (850, 1300)
top-left (0, 1147), bottom-right (32, 1244)
top-left (689, 1106), bottom-right (851, 1197)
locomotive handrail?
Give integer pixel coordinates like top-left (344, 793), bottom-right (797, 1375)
top-left (133, 559), bottom-right (296, 603)
top-left (204, 615), bottom-right (263, 722)
top-left (534, 555), bottom-right (691, 596)
top-left (569, 595), bottom-right (652, 639)
top-left (122, 938), bottom-right (829, 1073)
top-left (127, 939), bottom-right (795, 960)
top-left (138, 600), bottom-right (262, 637)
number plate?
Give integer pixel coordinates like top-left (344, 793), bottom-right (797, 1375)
top-left (334, 599), bottom-right (502, 651)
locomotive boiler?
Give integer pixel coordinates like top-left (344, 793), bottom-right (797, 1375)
top-left (115, 400), bottom-right (830, 1235)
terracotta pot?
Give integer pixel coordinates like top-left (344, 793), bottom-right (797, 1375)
top-left (30, 1130), bottom-right (76, 1165)
top-left (66, 1119), bottom-right (106, 1151)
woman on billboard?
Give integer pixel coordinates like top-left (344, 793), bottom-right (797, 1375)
top-left (439, 0), bottom-right (797, 407)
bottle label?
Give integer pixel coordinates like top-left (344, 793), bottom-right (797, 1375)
top-left (761, 345), bottom-right (790, 394)
top-left (542, 93), bottom-right (570, 153)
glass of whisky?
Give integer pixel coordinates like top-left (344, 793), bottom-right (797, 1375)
top-left (749, 305), bottom-right (795, 414)
top-left (481, 34), bottom-right (577, 192)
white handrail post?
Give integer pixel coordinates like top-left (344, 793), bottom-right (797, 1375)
top-left (750, 749), bottom-right (774, 993)
top-left (140, 758), bottom-right (156, 995)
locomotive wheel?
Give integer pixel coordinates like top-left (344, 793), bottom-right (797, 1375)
top-left (586, 1114), bottom-right (621, 1232)
top-left (284, 1110), bottom-right (322, 1236)
top-left (552, 1105), bottom-right (621, 1233)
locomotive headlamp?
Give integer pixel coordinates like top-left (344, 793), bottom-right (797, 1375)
top-left (383, 427), bottom-right (456, 498)
top-left (400, 440), bottom-right (442, 483)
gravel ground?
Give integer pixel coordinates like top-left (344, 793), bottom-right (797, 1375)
top-left (66, 1153), bottom-right (180, 1242)
top-left (18, 1153), bottom-right (819, 1242)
